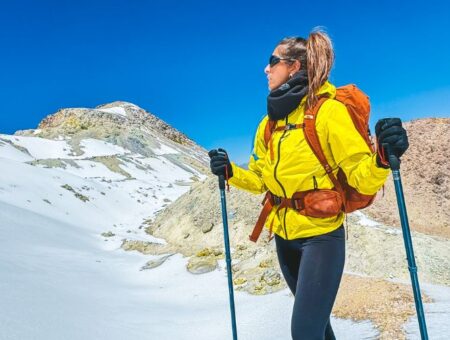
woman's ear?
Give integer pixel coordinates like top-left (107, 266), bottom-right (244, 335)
top-left (291, 60), bottom-right (302, 73)
top-left (290, 60), bottom-right (301, 74)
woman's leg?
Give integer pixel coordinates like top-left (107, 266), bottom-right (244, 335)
top-left (275, 234), bottom-right (302, 295)
top-left (291, 226), bottom-right (345, 340)
top-left (324, 319), bottom-right (336, 340)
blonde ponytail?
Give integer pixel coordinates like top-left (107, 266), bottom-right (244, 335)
top-left (277, 29), bottom-right (335, 109)
top-left (306, 30), bottom-right (335, 109)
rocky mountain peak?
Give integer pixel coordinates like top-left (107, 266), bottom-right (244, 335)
top-left (26, 101), bottom-right (192, 147)
top-left (12, 101), bottom-right (209, 175)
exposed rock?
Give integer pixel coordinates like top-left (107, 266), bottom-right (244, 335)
top-left (261, 269), bottom-right (281, 286)
top-left (346, 213), bottom-right (450, 287)
top-left (28, 159), bottom-right (68, 169)
top-left (141, 254), bottom-right (175, 270)
top-left (60, 184), bottom-right (89, 202)
top-left (101, 231), bottom-right (115, 238)
top-left (233, 277), bottom-right (248, 286)
top-left (201, 222), bottom-right (214, 233)
top-left (195, 247), bottom-right (223, 258)
top-left (90, 156), bottom-right (133, 179)
top-left (121, 239), bottom-right (174, 255)
top-left (186, 256), bottom-right (217, 274)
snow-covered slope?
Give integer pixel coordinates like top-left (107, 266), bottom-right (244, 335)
top-left (0, 102), bottom-right (215, 339)
top-left (0, 195), bottom-right (381, 339)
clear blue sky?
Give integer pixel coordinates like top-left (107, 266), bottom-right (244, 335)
top-left (1, 0), bottom-right (449, 163)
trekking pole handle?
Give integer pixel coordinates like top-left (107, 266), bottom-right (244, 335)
top-left (219, 175), bottom-right (226, 190)
top-left (382, 143), bottom-right (400, 171)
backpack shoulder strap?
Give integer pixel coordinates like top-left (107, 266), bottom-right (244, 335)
top-left (335, 85), bottom-right (374, 152)
top-left (264, 119), bottom-right (276, 146)
top-left (303, 98), bottom-right (345, 197)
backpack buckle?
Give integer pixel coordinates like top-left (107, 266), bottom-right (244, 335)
top-left (285, 123), bottom-right (296, 130)
top-left (272, 195), bottom-right (282, 206)
top-left (324, 164), bottom-right (333, 174)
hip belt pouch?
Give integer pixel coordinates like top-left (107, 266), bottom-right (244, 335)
top-left (301, 189), bottom-right (343, 218)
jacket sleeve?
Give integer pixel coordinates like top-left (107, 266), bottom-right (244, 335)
top-left (228, 118), bottom-right (268, 194)
top-left (322, 100), bottom-right (390, 195)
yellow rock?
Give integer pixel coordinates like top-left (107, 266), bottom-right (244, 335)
top-left (233, 277), bottom-right (248, 285)
top-left (213, 249), bottom-right (223, 257)
top-left (196, 248), bottom-right (213, 257)
top-left (259, 259), bottom-right (272, 268)
top-left (252, 284), bottom-right (267, 295)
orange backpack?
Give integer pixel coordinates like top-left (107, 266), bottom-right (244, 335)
top-left (249, 84), bottom-right (377, 242)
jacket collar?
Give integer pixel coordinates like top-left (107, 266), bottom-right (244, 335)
top-left (299, 81), bottom-right (336, 106)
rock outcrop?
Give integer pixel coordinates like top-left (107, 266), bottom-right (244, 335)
top-left (366, 118), bottom-right (450, 238)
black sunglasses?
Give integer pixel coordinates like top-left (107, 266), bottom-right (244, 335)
top-left (269, 55), bottom-right (295, 67)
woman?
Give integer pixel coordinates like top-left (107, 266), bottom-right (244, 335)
top-left (209, 30), bottom-right (408, 339)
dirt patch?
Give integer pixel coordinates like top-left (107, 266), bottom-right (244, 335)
top-left (334, 274), bottom-right (432, 339)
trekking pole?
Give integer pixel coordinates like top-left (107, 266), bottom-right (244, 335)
top-left (384, 144), bottom-right (429, 340)
top-left (218, 175), bottom-right (238, 340)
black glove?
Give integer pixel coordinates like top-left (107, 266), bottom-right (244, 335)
top-left (375, 118), bottom-right (409, 168)
top-left (208, 148), bottom-right (233, 178)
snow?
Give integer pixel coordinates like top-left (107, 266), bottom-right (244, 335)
top-left (97, 106), bottom-right (127, 116)
top-left (125, 156), bottom-right (194, 184)
top-left (352, 210), bottom-right (381, 227)
top-left (153, 142), bottom-right (179, 155)
top-left (0, 133), bottom-right (448, 340)
top-left (0, 199), bottom-right (378, 340)
top-left (78, 139), bottom-right (128, 157)
top-left (0, 141), bottom-right (33, 162)
top-left (353, 210), bottom-right (402, 235)
top-left (60, 160), bottom-right (126, 180)
top-left (0, 136), bottom-right (128, 159)
top-left (0, 135), bottom-right (72, 159)
top-left (404, 283), bottom-right (450, 339)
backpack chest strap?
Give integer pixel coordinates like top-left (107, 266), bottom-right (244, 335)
top-left (273, 123), bottom-right (305, 132)
top-left (267, 123), bottom-right (305, 161)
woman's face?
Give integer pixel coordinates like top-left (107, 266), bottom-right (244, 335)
top-left (264, 45), bottom-right (300, 91)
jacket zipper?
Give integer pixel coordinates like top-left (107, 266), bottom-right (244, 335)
top-left (273, 117), bottom-right (289, 239)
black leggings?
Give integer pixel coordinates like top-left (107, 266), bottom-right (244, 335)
top-left (275, 226), bottom-right (345, 340)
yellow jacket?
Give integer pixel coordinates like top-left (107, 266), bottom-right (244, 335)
top-left (229, 81), bottom-right (390, 240)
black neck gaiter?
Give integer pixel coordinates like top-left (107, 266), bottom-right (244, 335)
top-left (267, 70), bottom-right (309, 121)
